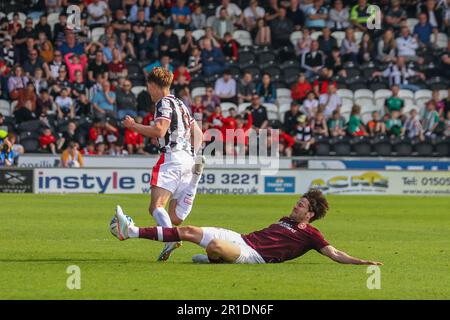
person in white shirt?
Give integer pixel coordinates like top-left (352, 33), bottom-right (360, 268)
top-left (302, 91), bottom-right (319, 118)
top-left (215, 0), bottom-right (244, 26)
top-left (396, 26), bottom-right (420, 61)
top-left (55, 88), bottom-right (74, 119)
top-left (328, 0), bottom-right (350, 31)
top-left (214, 69), bottom-right (237, 103)
top-left (87, 0), bottom-right (111, 27)
top-left (243, 0), bottom-right (265, 32)
top-left (319, 85), bottom-right (342, 118)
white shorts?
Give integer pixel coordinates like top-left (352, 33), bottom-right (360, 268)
top-left (151, 151), bottom-right (194, 199)
top-left (199, 227), bottom-right (265, 264)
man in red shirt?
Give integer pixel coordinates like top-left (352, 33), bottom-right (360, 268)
top-left (111, 189), bottom-right (382, 265)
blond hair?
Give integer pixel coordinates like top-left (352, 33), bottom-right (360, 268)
top-left (147, 67), bottom-right (173, 88)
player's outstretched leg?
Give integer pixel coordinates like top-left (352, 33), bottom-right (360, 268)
top-left (174, 155), bottom-right (206, 222)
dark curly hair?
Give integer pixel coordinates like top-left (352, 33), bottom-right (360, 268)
top-left (302, 189), bottom-right (329, 222)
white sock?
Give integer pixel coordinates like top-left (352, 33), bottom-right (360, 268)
top-left (152, 207), bottom-right (172, 228)
top-left (128, 225), bottom-right (139, 238)
top-left (184, 173), bottom-right (201, 197)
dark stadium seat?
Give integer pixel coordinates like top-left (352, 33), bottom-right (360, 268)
top-left (263, 66), bottom-right (281, 81)
top-left (17, 120), bottom-right (42, 133)
top-left (238, 51), bottom-right (256, 69)
top-left (344, 68), bottom-right (361, 79)
top-left (283, 68), bottom-right (301, 86)
top-left (372, 135), bottom-right (392, 156)
top-left (414, 140), bottom-right (434, 157)
top-left (426, 77), bottom-right (449, 90)
top-left (280, 60), bottom-right (300, 71)
top-left (369, 81), bottom-right (388, 91)
top-left (434, 137), bottom-right (450, 156)
top-left (258, 51), bottom-right (276, 68)
top-left (190, 79), bottom-right (206, 89)
top-left (350, 136), bottom-right (372, 156)
top-left (331, 136), bottom-right (351, 156)
top-left (315, 136), bottom-right (330, 156)
top-left (21, 137), bottom-right (40, 153)
top-left (228, 65), bottom-right (241, 79)
top-left (392, 137), bottom-right (413, 156)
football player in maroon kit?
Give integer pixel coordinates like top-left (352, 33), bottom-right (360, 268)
top-left (111, 189), bottom-right (382, 265)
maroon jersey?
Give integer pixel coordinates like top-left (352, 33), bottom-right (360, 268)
top-left (241, 217), bottom-right (329, 263)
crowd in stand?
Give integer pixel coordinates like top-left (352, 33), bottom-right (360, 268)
top-left (0, 0), bottom-right (449, 166)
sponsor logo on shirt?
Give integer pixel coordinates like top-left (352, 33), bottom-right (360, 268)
top-left (277, 221), bottom-right (297, 234)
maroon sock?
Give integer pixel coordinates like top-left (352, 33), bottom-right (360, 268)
top-left (139, 227), bottom-right (181, 242)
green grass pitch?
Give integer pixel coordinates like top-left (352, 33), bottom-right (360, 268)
top-left (0, 194), bottom-right (449, 299)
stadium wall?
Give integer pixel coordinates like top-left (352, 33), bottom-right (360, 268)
top-left (15, 168), bottom-right (449, 196)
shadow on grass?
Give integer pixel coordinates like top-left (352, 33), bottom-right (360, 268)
top-left (0, 258), bottom-right (130, 263)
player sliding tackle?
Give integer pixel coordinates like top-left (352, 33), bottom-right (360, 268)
top-left (111, 189), bottom-right (383, 265)
top-left (122, 67), bottom-right (204, 261)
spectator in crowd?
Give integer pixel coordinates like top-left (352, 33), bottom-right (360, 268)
top-left (246, 93), bottom-right (268, 130)
top-left (350, 0), bottom-right (373, 32)
top-left (1, 36), bottom-right (17, 67)
top-left (61, 142), bottom-right (84, 167)
top-left (144, 54), bottom-right (174, 75)
top-left (13, 99), bottom-right (37, 124)
top-left (108, 48), bottom-right (128, 83)
top-left (48, 50), bottom-right (66, 82)
top-left (385, 110), bottom-right (404, 137)
top-left (444, 110), bottom-right (450, 137)
top-left (191, 4), bottom-right (206, 30)
top-left (305, 0), bottom-right (328, 31)
top-left (173, 64), bottom-right (191, 89)
top-left (124, 117), bottom-right (145, 154)
top-left (295, 115), bottom-right (314, 152)
top-left (270, 7), bottom-right (294, 48)
top-left (358, 31), bottom-right (375, 64)
top-left (103, 38), bottom-right (121, 64)
top-left (59, 32), bottom-right (84, 57)
top-left (311, 111), bottom-right (329, 136)
top-left (75, 93), bottom-right (92, 117)
top-left (243, 0), bottom-right (265, 32)
top-left (404, 108), bottom-right (424, 140)
top-left (99, 24), bottom-right (119, 46)
top-left (39, 127), bottom-right (57, 154)
top-left (36, 88), bottom-right (54, 116)
top-left (325, 47), bottom-right (346, 78)
top-left (171, 0), bottom-right (191, 29)
top-left (187, 46), bottom-right (202, 75)
top-left (7, 66), bottom-right (28, 100)
top-left (301, 40), bottom-right (325, 79)
top-left (201, 39), bottom-right (225, 76)
top-left (340, 28), bottom-right (359, 63)
top-left (385, 0), bottom-right (407, 32)
top-left (283, 101), bottom-right (304, 136)
top-left (396, 26), bottom-right (420, 62)
top-left (180, 27), bottom-right (198, 63)
top-left (430, 89), bottom-right (445, 116)
top-left (327, 109), bottom-right (346, 137)
top-left (213, 7), bottom-right (235, 39)
top-left (255, 72), bottom-right (276, 104)
top-left (202, 85), bottom-right (221, 115)
top-left (348, 104), bottom-right (367, 136)
top-left (91, 80), bottom-right (116, 118)
top-left (216, 0), bottom-right (244, 27)
top-left (39, 39), bottom-right (54, 65)
top-left (116, 80), bottom-right (137, 119)
top-left (71, 70), bottom-right (87, 100)
top-left (237, 71), bottom-right (255, 104)
top-left (422, 100), bottom-right (440, 136)
top-left (254, 18), bottom-right (271, 46)
top-left (137, 89), bottom-right (153, 117)
top-left (214, 69), bottom-right (237, 103)
top-left (113, 8), bottom-right (132, 34)
top-left (377, 28), bottom-right (397, 63)
top-left (55, 87), bottom-right (75, 119)
top-left (129, 0), bottom-right (151, 22)
top-left (328, 0), bottom-right (350, 31)
top-left (87, 0), bottom-right (111, 28)
top-left (53, 14), bottom-right (68, 45)
top-left (384, 85), bottom-right (404, 115)
top-left (24, 49), bottom-right (49, 78)
top-left (150, 0), bottom-right (169, 31)
top-left (373, 57), bottom-right (426, 92)
top-left (118, 31), bottom-right (137, 60)
top-left (291, 73), bottom-right (312, 103)
top-left (302, 91), bottom-right (319, 119)
top-left (221, 32), bottom-right (239, 63)
top-left (419, 0), bottom-right (444, 31)
top-left (64, 53), bottom-right (88, 83)
top-left (413, 12), bottom-right (439, 48)
top-left (14, 18), bottom-right (37, 63)
top-left (318, 27), bottom-right (337, 57)
top-left (190, 95), bottom-right (206, 122)
top-left (17, 82), bottom-right (37, 111)
top-left (367, 111), bottom-right (386, 136)
top-left (286, 0), bottom-right (305, 30)
top-left (158, 24), bottom-right (180, 60)
top-left (136, 25), bottom-right (159, 61)
top-left (319, 84), bottom-right (342, 118)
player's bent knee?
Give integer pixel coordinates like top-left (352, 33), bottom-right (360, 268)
top-left (171, 216), bottom-right (184, 226)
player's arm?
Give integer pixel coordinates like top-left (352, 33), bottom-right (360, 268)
top-left (190, 120), bottom-right (203, 154)
top-left (320, 245), bottom-right (383, 265)
top-left (123, 116), bottom-right (170, 138)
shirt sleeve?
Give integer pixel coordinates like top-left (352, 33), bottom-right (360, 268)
top-left (310, 229), bottom-right (329, 252)
top-left (155, 98), bottom-right (173, 121)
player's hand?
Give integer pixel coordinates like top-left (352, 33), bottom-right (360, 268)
top-left (122, 115), bottom-right (136, 130)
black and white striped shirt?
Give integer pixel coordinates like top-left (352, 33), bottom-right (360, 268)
top-left (154, 95), bottom-right (194, 154)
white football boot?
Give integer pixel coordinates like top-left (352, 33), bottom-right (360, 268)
top-left (114, 205), bottom-right (130, 241)
top-left (157, 242), bottom-right (183, 261)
